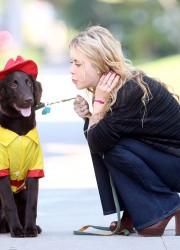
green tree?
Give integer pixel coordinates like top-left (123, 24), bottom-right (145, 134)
top-left (50, 0), bottom-right (180, 61)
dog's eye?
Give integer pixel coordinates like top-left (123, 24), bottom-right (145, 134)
top-left (26, 80), bottom-right (32, 87)
top-left (10, 82), bottom-right (17, 88)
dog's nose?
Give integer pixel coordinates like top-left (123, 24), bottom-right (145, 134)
top-left (25, 98), bottom-right (33, 104)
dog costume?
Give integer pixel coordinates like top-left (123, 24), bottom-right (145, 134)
top-left (0, 56), bottom-right (44, 193)
top-left (0, 127), bottom-right (44, 193)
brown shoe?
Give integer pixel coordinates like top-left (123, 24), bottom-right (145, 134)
top-left (138, 208), bottom-right (180, 237)
top-left (110, 211), bottom-right (135, 235)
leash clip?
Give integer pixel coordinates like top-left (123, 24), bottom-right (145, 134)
top-left (35, 97), bottom-right (76, 115)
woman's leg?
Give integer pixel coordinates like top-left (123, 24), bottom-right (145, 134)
top-left (119, 139), bottom-right (180, 192)
top-left (103, 139), bottom-right (180, 230)
top-left (90, 152), bottom-right (126, 214)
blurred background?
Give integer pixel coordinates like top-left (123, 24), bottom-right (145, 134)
top-left (0, 0), bottom-right (180, 190)
top-left (0, 0), bottom-right (180, 68)
top-left (0, 0), bottom-right (180, 86)
top-left (0, 1), bottom-right (180, 237)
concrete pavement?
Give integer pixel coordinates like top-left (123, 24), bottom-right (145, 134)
top-left (0, 121), bottom-right (180, 250)
top-left (0, 188), bottom-right (179, 250)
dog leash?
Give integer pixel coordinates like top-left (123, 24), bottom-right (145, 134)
top-left (35, 97), bottom-right (76, 115)
top-left (36, 98), bottom-right (131, 236)
top-left (73, 174), bottom-right (130, 236)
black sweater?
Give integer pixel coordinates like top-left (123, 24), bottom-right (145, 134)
top-left (87, 76), bottom-right (180, 157)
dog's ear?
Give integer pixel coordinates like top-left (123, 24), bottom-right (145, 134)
top-left (0, 79), bottom-right (5, 90)
top-left (0, 79), bottom-right (6, 101)
top-left (32, 78), bottom-right (43, 105)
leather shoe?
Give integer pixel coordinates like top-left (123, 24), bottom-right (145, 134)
top-left (138, 208), bottom-right (180, 237)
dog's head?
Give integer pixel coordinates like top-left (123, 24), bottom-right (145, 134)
top-left (0, 70), bottom-right (42, 118)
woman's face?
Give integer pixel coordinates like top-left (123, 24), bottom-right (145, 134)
top-left (70, 50), bottom-right (100, 90)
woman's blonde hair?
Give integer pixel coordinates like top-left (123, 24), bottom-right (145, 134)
top-left (69, 25), bottom-right (178, 108)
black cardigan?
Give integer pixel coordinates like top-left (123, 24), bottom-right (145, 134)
top-left (87, 76), bottom-right (180, 157)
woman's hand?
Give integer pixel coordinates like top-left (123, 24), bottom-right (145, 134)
top-left (95, 71), bottom-right (121, 103)
top-left (88, 71), bottom-right (121, 130)
top-left (73, 95), bottom-right (91, 119)
top-left (93, 71), bottom-right (121, 114)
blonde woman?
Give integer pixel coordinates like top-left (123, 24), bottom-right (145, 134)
top-left (70, 25), bottom-right (180, 236)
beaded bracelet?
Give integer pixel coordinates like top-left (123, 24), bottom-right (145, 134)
top-left (94, 99), bottom-right (105, 104)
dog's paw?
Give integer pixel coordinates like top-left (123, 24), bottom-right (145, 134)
top-left (36, 225), bottom-right (42, 234)
top-left (11, 228), bottom-right (24, 238)
top-left (24, 227), bottom-right (38, 237)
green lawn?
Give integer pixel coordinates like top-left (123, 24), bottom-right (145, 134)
top-left (137, 54), bottom-right (180, 95)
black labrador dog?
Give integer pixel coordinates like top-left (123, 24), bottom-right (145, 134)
top-left (0, 71), bottom-right (43, 237)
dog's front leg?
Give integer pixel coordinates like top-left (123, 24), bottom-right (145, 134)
top-left (24, 177), bottom-right (39, 237)
top-left (0, 176), bottom-right (24, 237)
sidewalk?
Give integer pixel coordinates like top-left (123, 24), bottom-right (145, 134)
top-left (0, 188), bottom-right (179, 250)
top-left (1, 121), bottom-right (179, 250)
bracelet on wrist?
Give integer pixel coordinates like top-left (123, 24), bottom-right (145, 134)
top-left (94, 99), bottom-right (105, 104)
